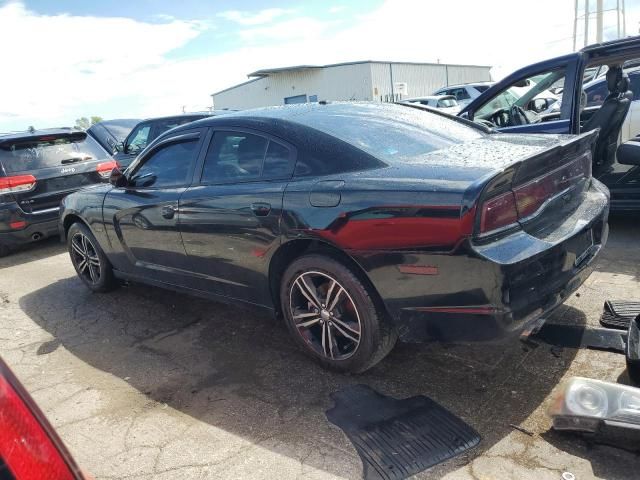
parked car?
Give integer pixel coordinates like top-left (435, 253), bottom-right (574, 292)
top-left (59, 103), bottom-right (608, 373)
top-left (401, 95), bottom-right (461, 114)
top-left (87, 118), bottom-right (140, 155)
top-left (114, 113), bottom-right (224, 168)
top-left (0, 356), bottom-right (86, 479)
top-left (0, 128), bottom-right (116, 256)
top-left (433, 82), bottom-right (494, 107)
top-left (460, 35), bottom-right (640, 212)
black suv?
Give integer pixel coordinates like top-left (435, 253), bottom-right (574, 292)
top-left (0, 128), bottom-right (115, 256)
top-left (114, 114), bottom-right (211, 168)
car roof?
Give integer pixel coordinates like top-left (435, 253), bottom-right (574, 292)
top-left (165, 102), bottom-right (491, 142)
top-left (405, 95), bottom-right (455, 101)
top-left (437, 82), bottom-right (494, 90)
top-left (0, 127), bottom-right (85, 144)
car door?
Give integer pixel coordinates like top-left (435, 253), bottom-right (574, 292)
top-left (462, 59), bottom-right (577, 135)
top-left (179, 128), bottom-right (296, 305)
top-left (103, 129), bottom-right (204, 284)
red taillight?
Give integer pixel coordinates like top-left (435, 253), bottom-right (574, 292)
top-left (479, 190), bottom-right (518, 235)
top-left (0, 364), bottom-right (82, 480)
top-left (479, 153), bottom-right (591, 236)
top-left (514, 154), bottom-right (591, 219)
top-left (0, 175), bottom-right (36, 195)
top-left (9, 221), bottom-right (27, 230)
top-left (96, 160), bottom-right (119, 179)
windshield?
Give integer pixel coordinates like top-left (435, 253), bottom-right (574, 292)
top-left (0, 134), bottom-right (108, 173)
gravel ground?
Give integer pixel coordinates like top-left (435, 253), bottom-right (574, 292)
top-left (1, 216), bottom-right (639, 479)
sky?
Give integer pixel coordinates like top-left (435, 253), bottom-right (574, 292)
top-left (1, 0), bottom-right (639, 131)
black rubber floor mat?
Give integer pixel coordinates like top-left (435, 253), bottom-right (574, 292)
top-left (600, 300), bottom-right (640, 330)
top-left (326, 384), bottom-right (480, 480)
top-left (531, 323), bottom-right (626, 353)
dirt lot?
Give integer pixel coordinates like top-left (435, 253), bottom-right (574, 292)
top-left (1, 217), bottom-right (639, 479)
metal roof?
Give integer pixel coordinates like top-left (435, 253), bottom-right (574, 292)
top-left (246, 60), bottom-right (492, 78)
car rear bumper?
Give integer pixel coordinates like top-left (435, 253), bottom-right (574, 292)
top-left (0, 203), bottom-right (60, 247)
top-left (352, 180), bottom-right (610, 343)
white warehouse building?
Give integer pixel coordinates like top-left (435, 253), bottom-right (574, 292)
top-left (211, 60), bottom-right (492, 110)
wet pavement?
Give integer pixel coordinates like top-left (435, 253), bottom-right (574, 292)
top-left (1, 216), bottom-right (639, 479)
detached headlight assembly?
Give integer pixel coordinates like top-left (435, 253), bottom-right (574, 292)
top-left (548, 377), bottom-right (640, 450)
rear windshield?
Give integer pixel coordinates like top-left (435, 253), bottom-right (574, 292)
top-left (0, 134), bottom-right (108, 173)
top-left (291, 103), bottom-right (484, 163)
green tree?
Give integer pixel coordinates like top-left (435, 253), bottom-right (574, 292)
top-left (74, 116), bottom-right (104, 130)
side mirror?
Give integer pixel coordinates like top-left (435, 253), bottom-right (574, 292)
top-left (531, 98), bottom-right (549, 113)
top-left (617, 140), bottom-right (640, 166)
top-left (114, 141), bottom-right (124, 153)
top-left (109, 167), bottom-right (128, 187)
top-left (513, 79), bottom-right (531, 88)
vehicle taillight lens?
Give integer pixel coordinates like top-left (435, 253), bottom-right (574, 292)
top-left (0, 367), bottom-right (81, 480)
top-left (479, 153), bottom-right (592, 236)
top-left (514, 154), bottom-right (591, 219)
top-left (0, 175), bottom-right (36, 195)
top-left (479, 190), bottom-right (518, 235)
top-left (96, 160), bottom-right (119, 179)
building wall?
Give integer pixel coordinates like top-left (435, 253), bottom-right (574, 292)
top-left (370, 63), bottom-right (492, 101)
top-left (213, 62), bottom-right (491, 109)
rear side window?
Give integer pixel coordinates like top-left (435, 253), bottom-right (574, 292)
top-left (0, 134), bottom-right (108, 174)
top-left (201, 131), bottom-right (293, 184)
top-left (474, 85), bottom-right (490, 93)
top-left (585, 81), bottom-right (609, 107)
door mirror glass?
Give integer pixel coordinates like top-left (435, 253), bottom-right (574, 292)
top-left (531, 98), bottom-right (549, 113)
top-left (109, 167), bottom-right (128, 187)
top-left (114, 141), bottom-right (124, 153)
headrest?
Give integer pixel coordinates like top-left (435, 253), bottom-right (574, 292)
top-left (606, 67), bottom-right (629, 94)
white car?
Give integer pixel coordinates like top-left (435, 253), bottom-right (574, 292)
top-left (402, 95), bottom-right (461, 114)
top-left (583, 66), bottom-right (640, 142)
top-left (433, 82), bottom-right (494, 108)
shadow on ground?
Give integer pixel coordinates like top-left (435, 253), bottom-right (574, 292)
top-left (0, 236), bottom-right (65, 269)
top-left (20, 276), bottom-right (594, 478)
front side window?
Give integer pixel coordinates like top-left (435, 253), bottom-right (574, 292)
top-left (126, 124), bottom-right (151, 154)
top-left (454, 88), bottom-right (471, 100)
top-left (129, 139), bottom-right (198, 188)
top-left (474, 68), bottom-right (566, 126)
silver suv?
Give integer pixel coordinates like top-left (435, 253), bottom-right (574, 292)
top-left (433, 82), bottom-right (494, 107)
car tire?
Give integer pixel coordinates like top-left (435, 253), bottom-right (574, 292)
top-left (67, 222), bottom-right (118, 293)
top-left (280, 254), bottom-right (397, 373)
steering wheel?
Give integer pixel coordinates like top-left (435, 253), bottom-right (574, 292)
top-left (489, 108), bottom-right (510, 127)
top-left (510, 105), bottom-right (530, 126)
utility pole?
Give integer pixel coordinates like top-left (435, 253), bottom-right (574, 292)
top-left (596, 0), bottom-right (603, 43)
top-left (584, 0), bottom-right (590, 47)
top-left (573, 0), bottom-right (579, 51)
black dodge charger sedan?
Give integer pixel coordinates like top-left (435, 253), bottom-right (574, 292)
top-left (59, 103), bottom-right (609, 373)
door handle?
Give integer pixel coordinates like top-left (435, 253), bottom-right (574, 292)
top-left (161, 204), bottom-right (178, 219)
top-left (251, 202), bottom-right (271, 217)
